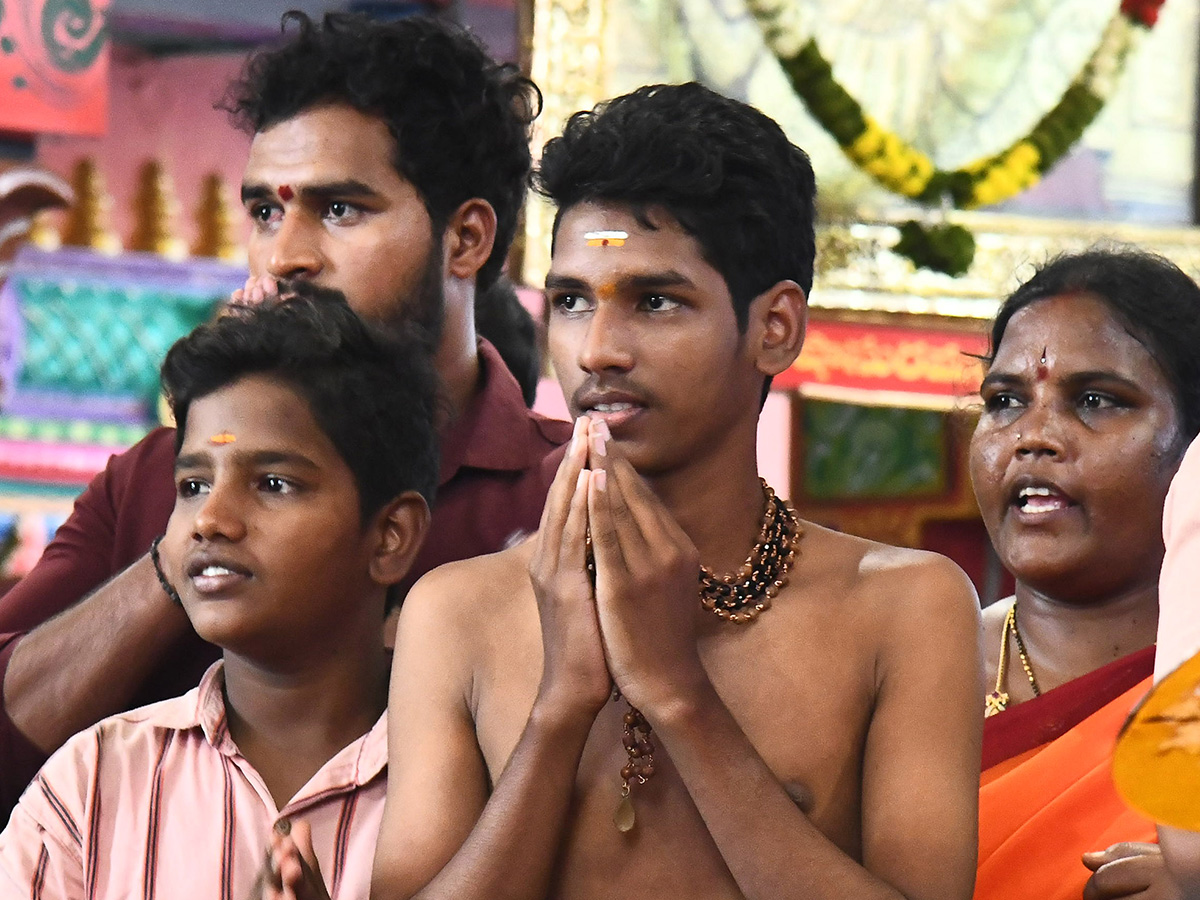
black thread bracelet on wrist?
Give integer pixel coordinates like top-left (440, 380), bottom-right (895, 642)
top-left (149, 536), bottom-right (183, 607)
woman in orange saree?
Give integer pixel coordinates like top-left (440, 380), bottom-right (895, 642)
top-left (969, 249), bottom-right (1200, 900)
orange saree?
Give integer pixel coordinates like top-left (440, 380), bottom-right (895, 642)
top-left (976, 646), bottom-right (1156, 900)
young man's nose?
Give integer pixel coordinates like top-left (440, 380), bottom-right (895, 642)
top-left (265, 215), bottom-right (324, 281)
top-left (577, 306), bottom-right (635, 374)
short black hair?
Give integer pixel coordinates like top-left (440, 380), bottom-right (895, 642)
top-left (536, 82), bottom-right (817, 329)
top-left (475, 276), bottom-right (540, 407)
top-left (987, 247), bottom-right (1200, 442)
top-left (225, 10), bottom-right (540, 291)
top-left (161, 285), bottom-right (440, 523)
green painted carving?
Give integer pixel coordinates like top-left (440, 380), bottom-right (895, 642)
top-left (0, 414), bottom-right (147, 446)
top-left (14, 276), bottom-right (219, 407)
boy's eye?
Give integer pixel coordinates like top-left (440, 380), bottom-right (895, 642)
top-left (178, 478), bottom-right (209, 498)
top-left (260, 475), bottom-right (295, 494)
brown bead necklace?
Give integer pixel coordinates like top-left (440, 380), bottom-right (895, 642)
top-left (600, 480), bottom-right (803, 832)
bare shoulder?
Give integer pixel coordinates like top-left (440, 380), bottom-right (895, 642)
top-left (403, 539), bottom-right (534, 616)
top-left (796, 520), bottom-right (979, 626)
top-left (397, 539), bottom-right (537, 658)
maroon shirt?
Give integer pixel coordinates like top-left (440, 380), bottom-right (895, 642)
top-left (0, 339), bottom-right (570, 814)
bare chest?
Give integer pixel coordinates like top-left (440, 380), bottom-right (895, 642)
top-left (472, 608), bottom-right (876, 894)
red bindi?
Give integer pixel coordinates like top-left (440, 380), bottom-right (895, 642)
top-left (277, 184), bottom-right (294, 201)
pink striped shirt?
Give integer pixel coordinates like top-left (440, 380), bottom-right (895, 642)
top-left (0, 663), bottom-right (386, 899)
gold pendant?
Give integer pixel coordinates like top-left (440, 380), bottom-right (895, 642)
top-left (985, 689), bottom-right (1009, 718)
top-left (614, 790), bottom-right (636, 833)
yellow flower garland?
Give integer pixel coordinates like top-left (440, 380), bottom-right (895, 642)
top-left (750, 3), bottom-right (1160, 210)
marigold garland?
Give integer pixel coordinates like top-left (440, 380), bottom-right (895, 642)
top-left (747, 0), bottom-right (1166, 214)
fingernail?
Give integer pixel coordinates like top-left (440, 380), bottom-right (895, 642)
top-left (577, 468), bottom-right (588, 490)
top-left (274, 818), bottom-right (291, 836)
top-left (591, 433), bottom-right (607, 457)
top-left (571, 417), bottom-right (586, 453)
top-left (595, 419), bottom-right (611, 440)
top-left (593, 469), bottom-right (607, 492)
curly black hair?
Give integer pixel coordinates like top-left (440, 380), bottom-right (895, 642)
top-left (536, 82), bottom-right (816, 329)
top-left (224, 11), bottom-right (541, 291)
top-left (987, 247), bottom-right (1200, 442)
top-left (162, 284), bottom-right (440, 522)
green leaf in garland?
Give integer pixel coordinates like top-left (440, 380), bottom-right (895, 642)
top-left (893, 221), bottom-right (976, 277)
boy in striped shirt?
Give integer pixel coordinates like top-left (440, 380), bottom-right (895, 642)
top-left (0, 287), bottom-right (437, 899)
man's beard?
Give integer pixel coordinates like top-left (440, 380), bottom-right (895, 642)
top-left (388, 235), bottom-right (445, 354)
top-left (275, 236), bottom-right (445, 352)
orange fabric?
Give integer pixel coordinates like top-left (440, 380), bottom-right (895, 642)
top-left (975, 677), bottom-right (1156, 900)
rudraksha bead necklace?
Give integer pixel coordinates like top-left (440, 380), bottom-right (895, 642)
top-left (606, 479), bottom-right (803, 832)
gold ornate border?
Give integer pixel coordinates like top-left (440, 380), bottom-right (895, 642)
top-left (521, 0), bottom-right (608, 286)
top-left (814, 209), bottom-right (1200, 320)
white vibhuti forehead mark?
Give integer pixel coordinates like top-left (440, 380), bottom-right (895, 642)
top-left (584, 230), bottom-right (628, 247)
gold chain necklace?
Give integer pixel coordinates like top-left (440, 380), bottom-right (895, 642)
top-left (607, 480), bottom-right (803, 832)
top-left (985, 600), bottom-right (1042, 717)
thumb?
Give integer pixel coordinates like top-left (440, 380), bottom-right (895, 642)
top-left (291, 820), bottom-right (321, 876)
top-left (285, 820), bottom-right (330, 899)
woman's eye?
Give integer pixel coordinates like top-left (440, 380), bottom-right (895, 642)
top-left (1079, 391), bottom-right (1117, 410)
top-left (983, 392), bottom-right (1022, 413)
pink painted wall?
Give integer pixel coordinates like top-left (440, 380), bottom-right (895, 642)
top-left (35, 47), bottom-right (253, 252)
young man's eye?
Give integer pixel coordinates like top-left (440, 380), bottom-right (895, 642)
top-left (177, 478), bottom-right (209, 498)
top-left (248, 202), bottom-right (281, 226)
top-left (325, 201), bottom-right (362, 224)
top-left (642, 293), bottom-right (681, 312)
top-left (550, 293), bottom-right (592, 314)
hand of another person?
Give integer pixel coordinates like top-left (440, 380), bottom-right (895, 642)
top-left (251, 820), bottom-right (330, 900)
top-left (586, 423), bottom-right (708, 716)
top-left (527, 416), bottom-right (612, 720)
top-left (1083, 842), bottom-right (1184, 900)
top-left (228, 275), bottom-right (279, 311)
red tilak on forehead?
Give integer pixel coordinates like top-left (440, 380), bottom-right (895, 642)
top-left (277, 184), bottom-right (294, 201)
top-left (1037, 346), bottom-right (1048, 381)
